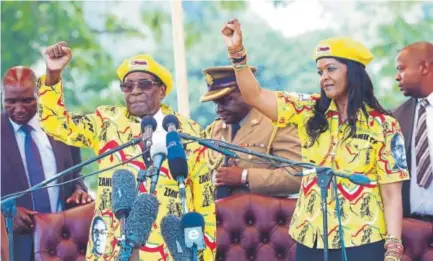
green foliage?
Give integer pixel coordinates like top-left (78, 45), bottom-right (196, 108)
top-left (2, 1), bottom-right (432, 193)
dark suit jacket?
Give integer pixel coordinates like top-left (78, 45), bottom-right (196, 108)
top-left (393, 98), bottom-right (416, 217)
top-left (0, 112), bottom-right (87, 260)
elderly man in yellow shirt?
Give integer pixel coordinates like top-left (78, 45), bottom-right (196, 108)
top-left (38, 42), bottom-right (215, 261)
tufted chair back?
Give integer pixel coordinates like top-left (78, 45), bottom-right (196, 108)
top-left (33, 202), bottom-right (95, 261)
top-left (216, 194), bottom-right (297, 261)
top-left (216, 194), bottom-right (433, 261)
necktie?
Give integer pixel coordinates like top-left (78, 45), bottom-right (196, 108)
top-left (415, 99), bottom-right (432, 188)
top-left (230, 123), bottom-right (240, 141)
top-left (21, 125), bottom-right (52, 213)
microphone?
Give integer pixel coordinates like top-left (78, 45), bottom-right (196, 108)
top-left (118, 193), bottom-right (159, 261)
top-left (295, 167), bottom-right (371, 186)
top-left (111, 169), bottom-right (137, 241)
top-left (181, 212), bottom-right (206, 261)
top-left (163, 115), bottom-right (189, 213)
top-left (161, 215), bottom-right (193, 261)
top-left (141, 116), bottom-right (158, 167)
top-left (162, 114), bottom-right (180, 133)
top-left (148, 134), bottom-right (168, 194)
top-left (179, 133), bottom-right (239, 159)
top-left (348, 174), bottom-right (371, 185)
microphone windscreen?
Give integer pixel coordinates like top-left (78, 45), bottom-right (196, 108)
top-left (162, 114), bottom-right (180, 132)
top-left (141, 116), bottom-right (157, 132)
top-left (111, 169), bottom-right (137, 219)
top-left (161, 215), bottom-right (193, 261)
top-left (125, 193), bottom-right (159, 246)
top-left (181, 212), bottom-right (205, 230)
top-left (166, 132), bottom-right (188, 179)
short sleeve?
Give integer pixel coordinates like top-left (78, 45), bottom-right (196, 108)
top-left (274, 91), bottom-right (318, 127)
top-left (376, 116), bottom-right (410, 184)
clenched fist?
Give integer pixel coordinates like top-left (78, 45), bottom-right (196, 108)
top-left (43, 41), bottom-right (72, 73)
top-left (221, 19), bottom-right (243, 53)
top-left (43, 41), bottom-right (72, 85)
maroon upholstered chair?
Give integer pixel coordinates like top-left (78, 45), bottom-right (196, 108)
top-left (216, 194), bottom-right (433, 261)
top-left (32, 202), bottom-right (95, 261)
top-left (402, 218), bottom-right (433, 261)
top-left (216, 194), bottom-right (297, 261)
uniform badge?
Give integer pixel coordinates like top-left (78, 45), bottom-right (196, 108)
top-left (205, 73), bottom-right (214, 86)
top-left (316, 45), bottom-right (331, 56)
top-left (129, 59), bottom-right (148, 69)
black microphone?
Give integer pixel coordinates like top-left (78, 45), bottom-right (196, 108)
top-left (149, 136), bottom-right (167, 194)
top-left (179, 133), bottom-right (239, 159)
top-left (162, 114), bottom-right (180, 132)
top-left (118, 193), bottom-right (160, 261)
top-left (111, 169), bottom-right (137, 241)
top-left (141, 116), bottom-right (157, 167)
top-left (163, 115), bottom-right (189, 213)
top-left (181, 212), bottom-right (206, 261)
top-left (161, 215), bottom-right (193, 261)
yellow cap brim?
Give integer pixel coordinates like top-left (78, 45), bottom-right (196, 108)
top-left (200, 87), bottom-right (235, 103)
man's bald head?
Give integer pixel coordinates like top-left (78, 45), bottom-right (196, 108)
top-left (2, 66), bottom-right (39, 124)
top-left (395, 41), bottom-right (433, 98)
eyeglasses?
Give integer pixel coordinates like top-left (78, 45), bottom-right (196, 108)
top-left (92, 229), bottom-right (107, 237)
top-left (120, 79), bottom-right (162, 93)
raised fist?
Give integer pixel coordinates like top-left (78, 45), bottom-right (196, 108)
top-left (43, 41), bottom-right (72, 72)
top-left (221, 19), bottom-right (243, 53)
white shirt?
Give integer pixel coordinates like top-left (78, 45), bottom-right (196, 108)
top-left (9, 115), bottom-right (60, 212)
top-left (410, 92), bottom-right (433, 215)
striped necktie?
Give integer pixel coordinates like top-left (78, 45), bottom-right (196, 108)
top-left (415, 99), bottom-right (432, 188)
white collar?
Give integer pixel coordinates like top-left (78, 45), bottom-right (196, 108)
top-left (418, 91), bottom-right (433, 106)
top-left (9, 114), bottom-right (41, 133)
top-left (153, 108), bottom-right (164, 124)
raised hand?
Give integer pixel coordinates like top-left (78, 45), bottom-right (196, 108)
top-left (221, 19), bottom-right (243, 53)
top-left (43, 41), bottom-right (72, 73)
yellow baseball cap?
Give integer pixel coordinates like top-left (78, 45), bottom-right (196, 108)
top-left (200, 66), bottom-right (257, 103)
top-left (314, 37), bottom-right (374, 66)
top-left (116, 54), bottom-right (173, 95)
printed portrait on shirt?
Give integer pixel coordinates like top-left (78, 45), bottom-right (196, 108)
top-left (390, 133), bottom-right (407, 170)
top-left (91, 216), bottom-right (108, 256)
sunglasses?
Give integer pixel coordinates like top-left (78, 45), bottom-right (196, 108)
top-left (120, 79), bottom-right (162, 93)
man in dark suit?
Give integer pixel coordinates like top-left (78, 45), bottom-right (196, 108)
top-left (1, 66), bottom-right (92, 260)
top-left (393, 42), bottom-right (433, 221)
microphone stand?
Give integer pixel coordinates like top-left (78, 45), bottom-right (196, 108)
top-left (215, 156), bottom-right (232, 200)
top-left (183, 136), bottom-right (363, 261)
top-left (0, 137), bottom-right (142, 261)
top-left (316, 167), bottom-right (334, 261)
top-left (214, 140), bottom-right (352, 261)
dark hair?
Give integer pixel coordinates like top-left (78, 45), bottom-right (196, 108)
top-left (306, 58), bottom-right (390, 146)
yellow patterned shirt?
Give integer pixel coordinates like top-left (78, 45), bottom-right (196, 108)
top-left (37, 76), bottom-right (216, 261)
top-left (274, 91), bottom-right (409, 249)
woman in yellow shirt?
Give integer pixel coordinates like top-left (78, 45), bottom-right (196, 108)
top-left (220, 19), bottom-right (409, 261)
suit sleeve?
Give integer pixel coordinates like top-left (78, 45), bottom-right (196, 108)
top-left (69, 145), bottom-right (87, 192)
top-left (38, 75), bottom-right (98, 149)
top-left (247, 125), bottom-right (303, 195)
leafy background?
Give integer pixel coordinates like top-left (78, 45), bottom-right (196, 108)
top-left (2, 0), bottom-right (432, 194)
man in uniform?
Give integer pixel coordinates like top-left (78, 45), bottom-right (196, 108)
top-left (38, 42), bottom-right (215, 261)
top-left (202, 66), bottom-right (302, 197)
